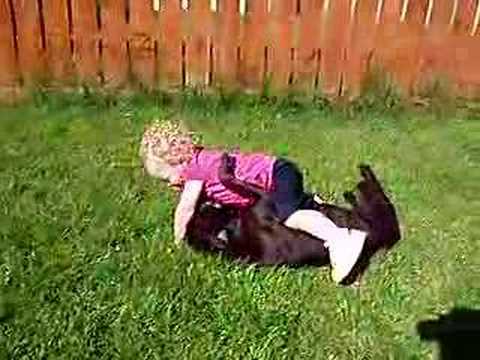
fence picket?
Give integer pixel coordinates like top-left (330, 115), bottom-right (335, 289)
top-left (186, 0), bottom-right (214, 88)
top-left (42, 0), bottom-right (73, 84)
top-left (71, 0), bottom-right (99, 85)
top-left (347, 0), bottom-right (379, 97)
top-left (294, 0), bottom-right (325, 93)
top-left (321, 0), bottom-right (350, 96)
top-left (454, 0), bottom-right (477, 34)
top-left (158, 0), bottom-right (184, 89)
top-left (215, 0), bottom-right (240, 90)
top-left (129, 0), bottom-right (157, 88)
top-left (13, 0), bottom-right (46, 84)
top-left (101, 0), bottom-right (129, 88)
top-left (429, 1), bottom-right (455, 31)
top-left (0, 0), bottom-right (17, 87)
top-left (237, 0), bottom-right (270, 91)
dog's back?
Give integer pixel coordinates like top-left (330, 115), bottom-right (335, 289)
top-left (226, 196), bottom-right (330, 266)
top-left (186, 196), bottom-right (330, 266)
top-left (186, 164), bottom-right (400, 277)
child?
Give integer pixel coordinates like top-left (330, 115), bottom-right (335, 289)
top-left (140, 119), bottom-right (367, 283)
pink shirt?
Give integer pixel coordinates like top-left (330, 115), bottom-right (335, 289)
top-left (181, 148), bottom-right (276, 208)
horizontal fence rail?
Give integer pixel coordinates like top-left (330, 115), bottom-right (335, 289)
top-left (0, 0), bottom-right (479, 96)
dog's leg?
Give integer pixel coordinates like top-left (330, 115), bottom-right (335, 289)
top-left (218, 153), bottom-right (270, 200)
top-left (221, 176), bottom-right (268, 200)
top-left (284, 209), bottom-right (367, 283)
top-left (307, 199), bottom-right (367, 231)
top-left (342, 190), bottom-right (375, 230)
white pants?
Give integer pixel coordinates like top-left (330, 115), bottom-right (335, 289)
top-left (284, 210), bottom-right (367, 247)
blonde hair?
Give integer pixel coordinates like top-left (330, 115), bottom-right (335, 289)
top-left (140, 119), bottom-right (199, 167)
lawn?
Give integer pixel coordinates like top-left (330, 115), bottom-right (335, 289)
top-left (0, 92), bottom-right (479, 359)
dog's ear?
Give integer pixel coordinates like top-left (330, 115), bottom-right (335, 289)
top-left (359, 164), bottom-right (375, 181)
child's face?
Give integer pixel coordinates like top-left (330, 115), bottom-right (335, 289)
top-left (141, 120), bottom-right (197, 187)
top-left (143, 154), bottom-right (182, 185)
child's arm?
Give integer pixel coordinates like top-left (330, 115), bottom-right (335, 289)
top-left (174, 180), bottom-right (204, 244)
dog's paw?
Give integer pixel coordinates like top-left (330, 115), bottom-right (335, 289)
top-left (313, 194), bottom-right (326, 205)
top-left (217, 229), bottom-right (229, 242)
top-left (350, 279), bottom-right (362, 289)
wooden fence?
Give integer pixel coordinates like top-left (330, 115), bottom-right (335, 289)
top-left (1, 0), bottom-right (480, 96)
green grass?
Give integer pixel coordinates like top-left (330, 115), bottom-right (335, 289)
top-left (0, 92), bottom-right (479, 359)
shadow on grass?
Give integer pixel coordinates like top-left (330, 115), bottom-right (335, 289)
top-left (417, 308), bottom-right (480, 360)
top-left (0, 295), bottom-right (15, 323)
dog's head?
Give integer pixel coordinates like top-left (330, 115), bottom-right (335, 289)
top-left (341, 164), bottom-right (401, 285)
top-left (356, 164), bottom-right (401, 250)
top-left (186, 202), bottom-right (238, 253)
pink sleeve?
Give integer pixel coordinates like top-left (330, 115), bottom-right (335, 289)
top-left (181, 160), bottom-right (207, 181)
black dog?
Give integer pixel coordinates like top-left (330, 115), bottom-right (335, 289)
top-left (186, 160), bottom-right (400, 282)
